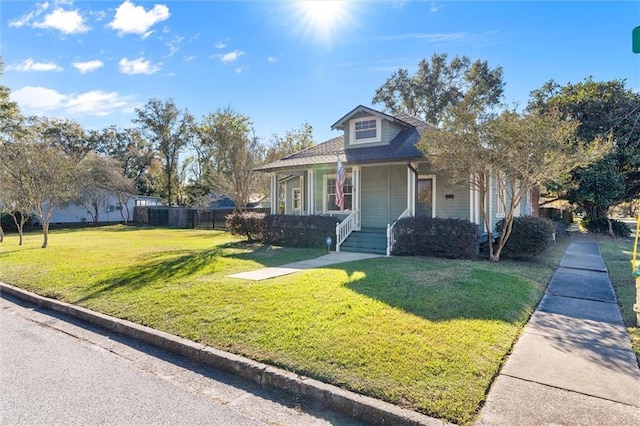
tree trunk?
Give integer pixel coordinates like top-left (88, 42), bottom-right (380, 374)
top-left (41, 221), bottom-right (49, 248)
top-left (606, 216), bottom-right (614, 237)
top-left (0, 224), bottom-right (4, 243)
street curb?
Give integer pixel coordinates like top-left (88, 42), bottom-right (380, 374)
top-left (1, 282), bottom-right (450, 426)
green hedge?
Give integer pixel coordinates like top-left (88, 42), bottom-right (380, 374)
top-left (581, 216), bottom-right (631, 237)
top-left (264, 215), bottom-right (339, 249)
top-left (226, 211), bottom-right (266, 242)
top-left (392, 217), bottom-right (479, 259)
top-left (496, 216), bottom-right (555, 258)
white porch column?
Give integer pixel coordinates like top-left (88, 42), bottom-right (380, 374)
top-left (270, 173), bottom-right (278, 215)
top-left (352, 166), bottom-right (360, 211)
top-left (307, 169), bottom-right (315, 214)
top-left (352, 166), bottom-right (361, 230)
top-left (407, 164), bottom-right (416, 216)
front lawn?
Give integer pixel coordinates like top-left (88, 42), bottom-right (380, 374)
top-left (596, 236), bottom-right (640, 364)
top-left (0, 225), bottom-right (567, 425)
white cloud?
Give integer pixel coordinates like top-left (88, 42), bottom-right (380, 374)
top-left (33, 8), bottom-right (91, 34)
top-left (10, 86), bottom-right (136, 117)
top-left (72, 60), bottom-right (104, 74)
top-left (11, 86), bottom-right (66, 111)
top-left (430, 2), bottom-right (439, 13)
top-left (66, 91), bottom-right (131, 116)
top-left (7, 58), bottom-right (63, 72)
top-left (214, 41), bottom-right (227, 49)
top-left (9, 2), bottom-right (50, 28)
top-left (267, 56), bottom-right (278, 63)
top-left (119, 57), bottom-right (160, 74)
top-left (165, 35), bottom-right (184, 58)
top-left (219, 50), bottom-right (245, 64)
top-left (234, 66), bottom-right (249, 74)
top-left (109, 0), bottom-right (170, 35)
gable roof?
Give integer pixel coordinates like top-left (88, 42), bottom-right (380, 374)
top-left (330, 105), bottom-right (411, 131)
top-left (256, 108), bottom-right (434, 172)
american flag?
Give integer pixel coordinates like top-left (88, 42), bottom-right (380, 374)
top-left (336, 157), bottom-right (346, 209)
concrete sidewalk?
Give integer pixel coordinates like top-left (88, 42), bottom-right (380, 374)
top-left (478, 234), bottom-right (640, 425)
top-left (227, 252), bottom-right (383, 281)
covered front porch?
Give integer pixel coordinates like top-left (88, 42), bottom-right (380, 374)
top-left (268, 162), bottom-right (480, 255)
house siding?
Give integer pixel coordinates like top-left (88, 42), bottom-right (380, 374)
top-left (361, 165), bottom-right (390, 228)
top-left (357, 164), bottom-right (407, 228)
top-left (435, 173), bottom-right (470, 219)
top-left (344, 112), bottom-right (403, 149)
top-left (390, 164), bottom-right (407, 219)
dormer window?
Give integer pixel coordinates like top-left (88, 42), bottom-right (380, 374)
top-left (350, 116), bottom-right (381, 144)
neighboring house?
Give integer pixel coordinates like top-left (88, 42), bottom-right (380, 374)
top-left (38, 194), bottom-right (162, 225)
top-left (256, 105), bottom-right (535, 255)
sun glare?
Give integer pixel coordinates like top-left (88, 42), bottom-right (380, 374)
top-left (294, 1), bottom-right (352, 46)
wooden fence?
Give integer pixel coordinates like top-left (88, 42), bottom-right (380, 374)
top-left (134, 206), bottom-right (270, 230)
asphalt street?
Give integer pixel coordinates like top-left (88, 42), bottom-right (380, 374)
top-left (1, 294), bottom-right (365, 426)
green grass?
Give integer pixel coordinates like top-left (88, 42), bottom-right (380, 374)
top-left (0, 225), bottom-right (568, 425)
top-left (596, 235), bottom-right (640, 364)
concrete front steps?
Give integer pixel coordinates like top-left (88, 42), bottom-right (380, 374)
top-left (339, 228), bottom-right (387, 255)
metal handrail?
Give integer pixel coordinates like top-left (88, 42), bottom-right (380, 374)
top-left (335, 209), bottom-right (360, 252)
top-left (386, 208), bottom-right (411, 256)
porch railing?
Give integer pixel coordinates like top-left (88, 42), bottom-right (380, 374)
top-left (386, 208), bottom-right (411, 257)
top-left (336, 209), bottom-right (360, 252)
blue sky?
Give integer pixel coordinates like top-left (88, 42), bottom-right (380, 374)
top-left (2, 1), bottom-right (639, 144)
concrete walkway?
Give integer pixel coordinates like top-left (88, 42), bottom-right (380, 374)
top-left (478, 234), bottom-right (640, 425)
top-left (227, 252), bottom-right (384, 281)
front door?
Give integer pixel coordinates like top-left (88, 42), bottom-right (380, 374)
top-left (416, 177), bottom-right (433, 217)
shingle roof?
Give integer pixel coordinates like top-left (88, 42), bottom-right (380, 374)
top-left (255, 110), bottom-right (434, 172)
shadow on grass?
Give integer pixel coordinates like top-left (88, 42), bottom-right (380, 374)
top-left (333, 258), bottom-right (542, 323)
top-left (74, 248), bottom-right (223, 304)
top-left (72, 242), bottom-right (325, 304)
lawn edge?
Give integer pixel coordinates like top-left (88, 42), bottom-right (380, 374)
top-left (1, 281), bottom-right (453, 426)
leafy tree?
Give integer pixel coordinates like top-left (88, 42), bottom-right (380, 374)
top-left (0, 60), bottom-right (24, 143)
top-left (372, 53), bottom-right (504, 125)
top-left (420, 104), bottom-right (599, 261)
top-left (528, 78), bottom-right (640, 220)
top-left (92, 126), bottom-right (156, 196)
top-left (0, 64), bottom-right (25, 241)
top-left (195, 108), bottom-right (265, 209)
top-left (40, 117), bottom-right (94, 159)
top-left (0, 119), bottom-right (80, 248)
top-left (265, 122), bottom-right (314, 163)
top-left (134, 98), bottom-right (194, 205)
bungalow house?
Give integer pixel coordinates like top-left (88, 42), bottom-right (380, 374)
top-left (256, 105), bottom-right (535, 255)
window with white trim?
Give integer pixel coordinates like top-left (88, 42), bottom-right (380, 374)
top-left (350, 117), bottom-right (381, 144)
top-left (292, 188), bottom-right (301, 211)
top-left (325, 174), bottom-right (353, 212)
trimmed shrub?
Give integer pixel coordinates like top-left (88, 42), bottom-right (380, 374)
top-left (226, 211), bottom-right (266, 242)
top-left (392, 217), bottom-right (479, 259)
top-left (581, 216), bottom-right (631, 237)
top-left (496, 216), bottom-right (555, 258)
top-left (264, 215), bottom-right (340, 249)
